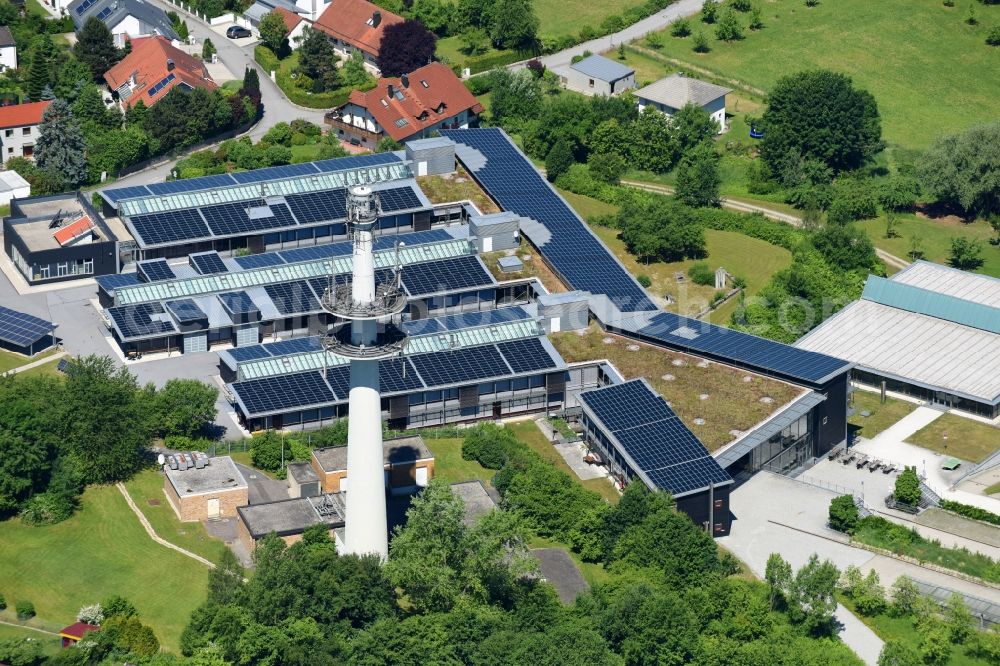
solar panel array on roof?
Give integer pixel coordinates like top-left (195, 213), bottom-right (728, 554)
top-left (129, 209), bottom-right (210, 246)
top-left (201, 201), bottom-right (297, 236)
top-left (441, 128), bottom-right (655, 313)
top-left (190, 252), bottom-right (228, 275)
top-left (410, 345), bottom-right (511, 386)
top-left (401, 255), bottom-right (493, 296)
top-left (232, 229), bottom-right (453, 270)
top-left (403, 306), bottom-right (530, 335)
top-left (380, 358), bottom-right (423, 393)
top-left (284, 189), bottom-right (348, 224)
top-left (165, 299), bottom-right (208, 324)
top-left (235, 370), bottom-right (336, 414)
top-left (107, 302), bottom-right (177, 339)
top-left (579, 380), bottom-right (731, 497)
top-left (0, 306), bottom-right (55, 347)
top-left (263, 280), bottom-right (320, 315)
top-left (103, 152), bottom-right (402, 203)
top-left (495, 337), bottom-right (556, 373)
top-left (96, 273), bottom-right (142, 292)
top-left (261, 336), bottom-right (323, 357)
top-left (224, 345), bottom-right (272, 363)
top-left (634, 312), bottom-right (849, 385)
top-left (218, 291), bottom-right (260, 316)
top-left (136, 259), bottom-right (176, 283)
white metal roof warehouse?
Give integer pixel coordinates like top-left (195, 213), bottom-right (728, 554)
top-left (795, 262), bottom-right (1000, 418)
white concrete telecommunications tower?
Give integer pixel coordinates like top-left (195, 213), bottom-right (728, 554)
top-left (320, 186), bottom-right (407, 559)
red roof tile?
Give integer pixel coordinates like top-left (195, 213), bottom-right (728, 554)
top-left (53, 215), bottom-right (95, 246)
top-left (103, 36), bottom-right (217, 108)
top-left (342, 63), bottom-right (483, 142)
top-left (274, 7), bottom-right (303, 32)
top-left (0, 101), bottom-right (51, 130)
top-left (59, 623), bottom-right (99, 640)
top-left (314, 0), bottom-right (403, 57)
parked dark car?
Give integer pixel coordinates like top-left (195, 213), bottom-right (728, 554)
top-left (226, 25), bottom-right (252, 39)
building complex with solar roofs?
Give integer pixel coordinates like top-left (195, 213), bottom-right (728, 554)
top-left (797, 261), bottom-right (1000, 419)
top-left (56, 128), bottom-right (857, 534)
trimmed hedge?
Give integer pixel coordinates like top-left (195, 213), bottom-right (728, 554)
top-left (465, 50), bottom-right (522, 74)
top-left (940, 500), bottom-right (1000, 526)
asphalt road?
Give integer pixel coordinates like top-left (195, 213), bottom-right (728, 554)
top-left (519, 0), bottom-right (705, 71)
top-left (106, 0), bottom-right (327, 190)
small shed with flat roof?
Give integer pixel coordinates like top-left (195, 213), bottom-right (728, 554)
top-left (558, 54), bottom-right (636, 96)
top-left (310, 435), bottom-right (434, 495)
top-left (237, 493), bottom-right (346, 552)
top-left (163, 455), bottom-right (248, 522)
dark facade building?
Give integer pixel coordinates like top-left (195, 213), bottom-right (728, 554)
top-left (3, 192), bottom-right (121, 285)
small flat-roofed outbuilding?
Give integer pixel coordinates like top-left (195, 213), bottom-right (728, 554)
top-left (236, 493), bottom-right (346, 552)
top-left (449, 480), bottom-right (498, 526)
top-left (287, 461), bottom-right (320, 498)
top-left (163, 455), bottom-right (248, 522)
top-left (310, 435), bottom-right (434, 494)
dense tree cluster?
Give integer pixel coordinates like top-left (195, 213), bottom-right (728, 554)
top-left (0, 356), bottom-right (218, 523)
top-left (917, 121), bottom-right (1000, 220)
top-left (760, 70), bottom-right (883, 176)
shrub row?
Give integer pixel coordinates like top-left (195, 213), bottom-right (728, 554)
top-left (939, 499), bottom-right (1000, 527)
top-left (692, 206), bottom-right (803, 251)
top-left (464, 50), bottom-right (523, 75)
top-left (853, 515), bottom-right (1000, 583)
top-left (461, 424), bottom-right (607, 558)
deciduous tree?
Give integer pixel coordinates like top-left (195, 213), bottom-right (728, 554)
top-left (761, 70), bottom-right (882, 174)
top-left (675, 142), bottom-right (721, 207)
top-left (486, 0), bottom-right (539, 50)
top-left (917, 121), bottom-right (1000, 218)
top-left (259, 11), bottom-right (289, 55)
top-left (376, 20), bottom-right (436, 78)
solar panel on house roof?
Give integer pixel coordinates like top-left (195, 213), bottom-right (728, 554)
top-left (233, 370), bottom-right (335, 414)
top-left (635, 311), bottom-right (849, 385)
top-left (496, 337), bottom-right (556, 374)
top-left (136, 259), bottom-right (176, 283)
top-left (129, 209), bottom-right (210, 246)
top-left (0, 306), bottom-right (55, 347)
top-left (441, 128), bottom-right (656, 313)
top-left (190, 252), bottom-right (228, 275)
top-left (107, 302), bottom-right (177, 339)
top-left (579, 380), bottom-right (731, 497)
top-left (410, 345), bottom-right (511, 386)
top-left (263, 280), bottom-right (320, 315)
top-left (402, 255), bottom-right (493, 296)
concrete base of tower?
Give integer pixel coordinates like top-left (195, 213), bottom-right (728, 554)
top-left (342, 357), bottom-right (389, 559)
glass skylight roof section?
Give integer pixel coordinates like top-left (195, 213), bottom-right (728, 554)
top-left (238, 351), bottom-right (349, 380)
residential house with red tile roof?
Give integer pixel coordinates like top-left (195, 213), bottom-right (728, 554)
top-left (103, 36), bottom-right (217, 109)
top-left (274, 7), bottom-right (308, 49)
top-left (0, 101), bottom-right (51, 161)
top-left (327, 63), bottom-right (482, 147)
top-left (313, 0), bottom-right (403, 74)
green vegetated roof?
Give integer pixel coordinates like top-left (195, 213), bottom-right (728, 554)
top-left (862, 276), bottom-right (1000, 335)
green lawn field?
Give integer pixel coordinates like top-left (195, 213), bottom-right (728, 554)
top-left (848, 390), bottom-right (916, 440)
top-left (534, 0), bottom-right (639, 38)
top-left (857, 215), bottom-right (1000, 278)
top-left (908, 414), bottom-right (1000, 465)
top-left (0, 485), bottom-right (212, 653)
top-left (644, 0), bottom-right (1000, 150)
